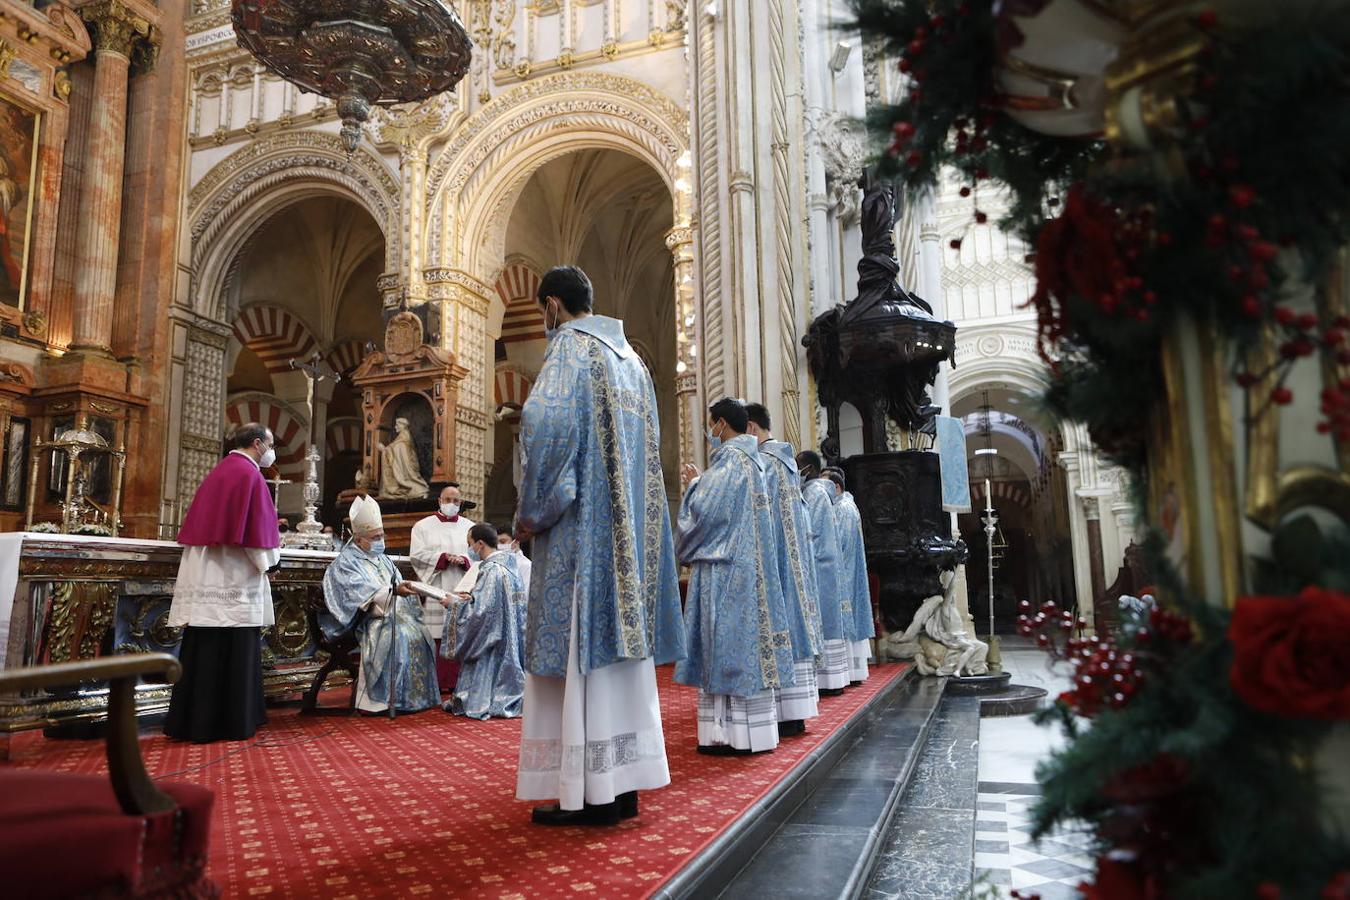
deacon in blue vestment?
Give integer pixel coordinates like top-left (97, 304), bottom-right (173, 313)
top-left (321, 496), bottom-right (440, 715)
top-left (745, 402), bottom-right (823, 737)
top-left (675, 398), bottom-right (797, 755)
top-left (825, 468), bottom-right (874, 683)
top-left (513, 266), bottom-right (686, 827)
top-left (796, 451), bottom-right (852, 693)
top-left (440, 523), bottom-right (527, 720)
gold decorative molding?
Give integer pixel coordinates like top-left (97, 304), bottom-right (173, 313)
top-left (1244, 326), bottom-right (1281, 529)
top-left (1198, 326), bottom-right (1242, 604)
top-left (0, 39), bottom-right (14, 79)
top-left (493, 31), bottom-right (687, 86)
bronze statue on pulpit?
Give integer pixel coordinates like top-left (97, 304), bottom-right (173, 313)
top-left (803, 167), bottom-right (964, 629)
top-left (803, 170), bottom-right (955, 453)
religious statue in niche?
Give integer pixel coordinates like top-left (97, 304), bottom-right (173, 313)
top-left (378, 417), bottom-right (429, 499)
top-left (880, 569), bottom-right (989, 677)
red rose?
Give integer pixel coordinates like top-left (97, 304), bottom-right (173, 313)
top-left (1229, 586), bottom-right (1350, 720)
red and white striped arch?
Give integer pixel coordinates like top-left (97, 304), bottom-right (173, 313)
top-left (232, 305), bottom-right (319, 374)
top-left (494, 367), bottom-right (533, 410)
top-left (325, 416), bottom-right (363, 459)
top-left (972, 479), bottom-right (1032, 510)
top-left (495, 263), bottom-right (546, 344)
top-left (324, 339), bottom-right (367, 378)
top-left (224, 394), bottom-right (308, 479)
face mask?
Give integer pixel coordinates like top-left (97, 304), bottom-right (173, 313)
top-left (368, 539), bottom-right (385, 555)
top-left (707, 423), bottom-right (722, 450)
top-left (467, 546), bottom-right (480, 562)
top-left (440, 503), bottom-right (460, 518)
top-left (544, 300), bottom-right (560, 338)
top-left (259, 446), bottom-right (277, 469)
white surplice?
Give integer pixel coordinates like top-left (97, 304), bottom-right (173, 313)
top-left (697, 689), bottom-right (780, 752)
top-left (516, 596), bottom-right (670, 810)
top-left (850, 638), bottom-right (871, 683)
top-left (409, 514), bottom-right (474, 640)
top-left (167, 544), bottom-right (280, 628)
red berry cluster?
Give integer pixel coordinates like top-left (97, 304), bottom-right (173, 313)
top-left (1319, 377), bottom-right (1350, 441)
top-left (1090, 205), bottom-right (1160, 322)
top-left (1017, 601), bottom-right (1194, 717)
top-left (1143, 605), bottom-right (1194, 644)
top-left (1257, 871), bottom-right (1350, 900)
top-left (1234, 312), bottom-right (1350, 411)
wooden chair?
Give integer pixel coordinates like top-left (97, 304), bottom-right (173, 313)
top-left (299, 604), bottom-right (365, 715)
top-left (0, 654), bottom-right (217, 899)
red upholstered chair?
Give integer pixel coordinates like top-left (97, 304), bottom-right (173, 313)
top-left (0, 654), bottom-right (218, 899)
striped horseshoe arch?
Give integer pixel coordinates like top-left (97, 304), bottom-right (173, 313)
top-left (495, 263), bottom-right (546, 344)
top-left (232, 305), bottom-right (319, 374)
top-left (325, 416), bottom-right (363, 459)
top-left (224, 393), bottom-right (309, 480)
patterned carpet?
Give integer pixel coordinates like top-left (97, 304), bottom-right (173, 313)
top-left (6, 663), bottom-right (907, 899)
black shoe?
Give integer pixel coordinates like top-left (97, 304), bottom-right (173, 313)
top-left (777, 720), bottom-right (806, 737)
top-left (618, 791), bottom-right (638, 819)
top-left (531, 802), bottom-right (621, 826)
top-left (697, 743), bottom-right (752, 756)
top-left (819, 687), bottom-right (846, 697)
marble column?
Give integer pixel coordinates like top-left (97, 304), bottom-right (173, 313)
top-left (1079, 493), bottom-right (1112, 633)
top-left (70, 1), bottom-right (152, 355)
top-left (666, 224), bottom-right (700, 476)
top-left (917, 195), bottom-right (948, 411)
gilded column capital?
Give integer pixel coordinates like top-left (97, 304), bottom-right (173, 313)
top-left (80, 0), bottom-right (156, 67)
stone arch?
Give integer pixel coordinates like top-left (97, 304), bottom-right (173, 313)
top-left (493, 366), bottom-right (532, 409)
top-left (232, 303), bottom-right (320, 374)
top-left (949, 328), bottom-right (1051, 409)
top-left (323, 339), bottom-right (368, 378)
top-left (325, 415), bottom-right (363, 459)
top-left (188, 131), bottom-right (400, 324)
top-left (495, 261), bottom-right (545, 344)
top-left (423, 71), bottom-right (690, 278)
top-left (224, 392), bottom-right (309, 479)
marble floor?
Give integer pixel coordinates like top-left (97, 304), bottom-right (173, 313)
top-left (974, 637), bottom-right (1093, 900)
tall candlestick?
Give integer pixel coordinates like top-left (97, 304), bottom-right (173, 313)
top-left (984, 478), bottom-right (992, 511)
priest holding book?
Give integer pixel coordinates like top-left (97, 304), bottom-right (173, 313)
top-left (322, 496), bottom-right (440, 715)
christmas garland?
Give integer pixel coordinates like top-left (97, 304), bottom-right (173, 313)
top-left (853, 0), bottom-right (1350, 473)
top-left (846, 1), bottom-right (1350, 896)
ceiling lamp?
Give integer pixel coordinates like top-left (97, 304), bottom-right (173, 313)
top-left (231, 0), bottom-right (473, 152)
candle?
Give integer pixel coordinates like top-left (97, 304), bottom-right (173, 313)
top-left (984, 478), bottom-right (992, 512)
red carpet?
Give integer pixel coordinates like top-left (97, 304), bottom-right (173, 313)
top-left (5, 663), bottom-right (907, 898)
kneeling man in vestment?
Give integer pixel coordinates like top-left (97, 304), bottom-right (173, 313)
top-left (322, 496), bottom-right (440, 714)
top-left (440, 522), bottom-right (528, 719)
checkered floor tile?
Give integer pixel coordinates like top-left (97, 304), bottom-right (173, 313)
top-left (973, 786), bottom-right (1094, 900)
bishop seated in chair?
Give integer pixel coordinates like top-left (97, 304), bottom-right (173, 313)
top-left (321, 496), bottom-right (440, 715)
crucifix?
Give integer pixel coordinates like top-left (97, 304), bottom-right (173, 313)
top-left (264, 472), bottom-right (291, 501)
top-left (282, 351), bottom-right (341, 549)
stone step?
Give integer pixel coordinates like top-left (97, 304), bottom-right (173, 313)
top-left (864, 691), bottom-right (985, 900)
top-left (656, 669), bottom-right (946, 900)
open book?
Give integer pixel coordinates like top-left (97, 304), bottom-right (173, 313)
top-left (402, 580), bottom-right (450, 603)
